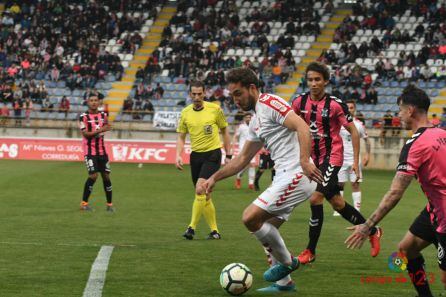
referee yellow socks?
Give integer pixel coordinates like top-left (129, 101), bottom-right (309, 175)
top-left (203, 199), bottom-right (218, 232)
top-left (189, 194), bottom-right (206, 229)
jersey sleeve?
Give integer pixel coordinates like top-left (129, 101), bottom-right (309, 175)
top-left (247, 116), bottom-right (261, 142)
top-left (215, 106), bottom-right (228, 129)
top-left (176, 110), bottom-right (188, 133)
top-left (397, 139), bottom-right (425, 176)
top-left (79, 114), bottom-right (87, 131)
top-left (334, 99), bottom-right (353, 128)
top-left (356, 120), bottom-right (368, 139)
top-left (259, 94), bottom-right (292, 125)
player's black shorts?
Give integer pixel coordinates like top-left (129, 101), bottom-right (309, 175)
top-left (409, 207), bottom-right (446, 270)
top-left (84, 155), bottom-right (111, 174)
top-left (316, 161), bottom-right (342, 200)
top-left (259, 153), bottom-right (274, 170)
top-left (190, 148), bottom-right (221, 186)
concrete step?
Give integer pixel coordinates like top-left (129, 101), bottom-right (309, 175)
top-left (275, 85), bottom-right (296, 94)
top-left (331, 15), bottom-right (345, 22)
top-left (110, 83), bottom-right (133, 91)
top-left (275, 93), bottom-right (292, 101)
top-left (163, 7), bottom-right (177, 13)
top-left (142, 41), bottom-right (160, 47)
top-left (311, 42), bottom-right (332, 49)
top-left (286, 80), bottom-right (299, 86)
top-left (154, 19), bottom-right (169, 26)
top-left (336, 9), bottom-right (352, 15)
top-left (433, 98), bottom-right (446, 105)
top-left (302, 57), bottom-right (315, 63)
top-left (321, 28), bottom-right (336, 35)
top-left (325, 23), bottom-right (339, 29)
top-left (307, 49), bottom-right (322, 57)
top-left (108, 90), bottom-right (130, 98)
top-left (317, 35), bottom-right (333, 43)
top-left (133, 55), bottom-right (148, 62)
top-left (439, 90), bottom-right (446, 96)
top-left (151, 27), bottom-right (164, 33)
top-left (130, 62), bottom-right (146, 68)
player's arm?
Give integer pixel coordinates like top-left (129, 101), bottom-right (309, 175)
top-left (345, 172), bottom-right (413, 249)
top-left (175, 132), bottom-right (187, 170)
top-left (363, 136), bottom-right (371, 166)
top-left (220, 126), bottom-right (232, 163)
top-left (345, 123), bottom-right (360, 179)
top-left (204, 140), bottom-right (263, 193)
top-left (81, 123), bottom-right (111, 138)
top-left (282, 111), bottom-right (323, 183)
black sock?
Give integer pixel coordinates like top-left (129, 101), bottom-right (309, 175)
top-left (338, 202), bottom-right (377, 235)
top-left (407, 256), bottom-right (433, 297)
top-left (103, 179), bottom-right (112, 204)
top-left (82, 178), bottom-right (95, 203)
top-left (307, 204), bottom-right (324, 254)
top-left (254, 170), bottom-right (263, 187)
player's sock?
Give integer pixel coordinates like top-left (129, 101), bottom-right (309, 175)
top-left (248, 167), bottom-right (255, 185)
top-left (254, 222), bottom-right (292, 265)
top-left (263, 247), bottom-right (292, 286)
top-left (82, 178), bottom-right (96, 203)
top-left (203, 198), bottom-right (218, 232)
top-left (407, 256), bottom-right (433, 297)
top-left (103, 179), bottom-right (112, 204)
top-left (340, 190), bottom-right (344, 198)
top-left (338, 202), bottom-right (377, 235)
top-left (189, 194), bottom-right (206, 229)
top-left (236, 171), bottom-right (243, 179)
top-left (307, 204), bottom-right (324, 254)
top-left (352, 191), bottom-right (361, 211)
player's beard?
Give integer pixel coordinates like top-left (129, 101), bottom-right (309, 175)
top-left (242, 95), bottom-right (255, 112)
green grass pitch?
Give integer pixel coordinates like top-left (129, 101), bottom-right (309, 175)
top-left (0, 160), bottom-right (442, 296)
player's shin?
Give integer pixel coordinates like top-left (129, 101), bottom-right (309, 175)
top-left (82, 177), bottom-right (96, 203)
top-left (407, 256), bottom-right (434, 297)
top-left (103, 179), bottom-right (112, 204)
top-left (253, 222), bottom-right (292, 266)
top-left (307, 204), bottom-right (324, 253)
top-left (190, 194), bottom-right (206, 229)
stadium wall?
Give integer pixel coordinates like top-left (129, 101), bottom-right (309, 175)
top-left (0, 128), bottom-right (404, 170)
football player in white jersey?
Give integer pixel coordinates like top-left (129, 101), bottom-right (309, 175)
top-left (334, 100), bottom-right (370, 216)
top-left (233, 112), bottom-right (257, 189)
top-left (202, 67), bottom-right (323, 293)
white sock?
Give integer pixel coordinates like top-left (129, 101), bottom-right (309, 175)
top-left (248, 167), bottom-right (255, 184)
top-left (236, 170), bottom-right (243, 179)
top-left (254, 222), bottom-right (292, 265)
top-left (263, 247), bottom-right (292, 286)
top-left (340, 190), bottom-right (344, 198)
top-left (352, 191), bottom-right (361, 211)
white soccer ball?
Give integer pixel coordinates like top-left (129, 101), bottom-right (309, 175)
top-left (220, 263), bottom-right (253, 296)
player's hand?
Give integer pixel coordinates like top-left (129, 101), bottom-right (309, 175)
top-left (301, 161), bottom-right (323, 184)
top-left (102, 124), bottom-right (112, 132)
top-left (363, 154), bottom-right (369, 167)
top-left (224, 154), bottom-right (232, 165)
top-left (204, 177), bottom-right (216, 194)
top-left (345, 224), bottom-right (370, 250)
top-left (352, 163), bottom-right (361, 182)
top-left (175, 156), bottom-right (183, 170)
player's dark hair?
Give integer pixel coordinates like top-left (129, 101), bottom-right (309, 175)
top-left (345, 99), bottom-right (356, 106)
top-left (397, 84), bottom-right (430, 113)
top-left (189, 80), bottom-right (205, 92)
top-left (305, 61), bottom-right (330, 81)
top-left (226, 67), bottom-right (259, 88)
top-left (88, 94), bottom-right (99, 99)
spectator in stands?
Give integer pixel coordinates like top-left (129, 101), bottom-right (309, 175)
top-left (60, 96), bottom-right (70, 118)
top-left (391, 112), bottom-right (401, 137)
top-left (436, 66), bottom-right (446, 80)
top-left (380, 110), bottom-right (393, 144)
top-left (123, 97), bottom-right (133, 115)
top-left (367, 87), bottom-right (378, 105)
top-left (420, 65), bottom-right (433, 81)
top-left (440, 108), bottom-right (446, 128)
top-left (1, 103), bottom-right (9, 126)
top-left (431, 114), bottom-right (440, 127)
top-left (155, 83), bottom-right (164, 99)
top-left (13, 97), bottom-right (22, 126)
top-left (41, 97), bottom-right (54, 113)
top-left (24, 97), bottom-right (33, 126)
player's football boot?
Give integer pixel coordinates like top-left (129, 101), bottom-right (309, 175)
top-left (80, 202), bottom-right (92, 211)
top-left (207, 230), bottom-right (221, 240)
top-left (182, 227), bottom-right (195, 240)
top-left (106, 205), bottom-right (115, 213)
top-left (248, 184), bottom-right (254, 190)
top-left (254, 182), bottom-right (260, 191)
top-left (369, 226), bottom-right (383, 257)
top-left (256, 281), bottom-right (296, 293)
top-left (263, 257), bottom-right (299, 282)
top-left (333, 211), bottom-right (341, 216)
top-left (235, 179), bottom-right (241, 189)
top-left (297, 249), bottom-right (315, 264)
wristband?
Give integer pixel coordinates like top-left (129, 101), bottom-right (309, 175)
top-left (225, 154), bottom-right (232, 159)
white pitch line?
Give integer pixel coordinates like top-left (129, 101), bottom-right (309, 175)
top-left (82, 245), bottom-right (114, 297)
top-left (0, 241), bottom-right (136, 248)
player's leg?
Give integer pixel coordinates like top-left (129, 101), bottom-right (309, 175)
top-left (350, 164), bottom-right (362, 211)
top-left (254, 154), bottom-right (267, 191)
top-left (235, 166), bottom-right (245, 189)
top-left (199, 149), bottom-right (222, 238)
top-left (257, 217), bottom-right (296, 292)
top-left (248, 162), bottom-right (256, 190)
top-left (335, 164), bottom-right (349, 216)
top-left (183, 151), bottom-right (205, 239)
top-left (81, 155), bottom-right (98, 210)
top-left (98, 155), bottom-right (113, 211)
top-left (402, 208), bottom-right (438, 297)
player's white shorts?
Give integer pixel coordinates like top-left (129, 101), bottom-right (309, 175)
top-left (253, 168), bottom-right (316, 221)
top-left (338, 162), bottom-right (363, 183)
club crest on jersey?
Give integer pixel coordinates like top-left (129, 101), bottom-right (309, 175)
top-left (321, 108), bottom-right (328, 117)
top-left (270, 99), bottom-right (288, 113)
top-left (309, 121), bottom-right (318, 133)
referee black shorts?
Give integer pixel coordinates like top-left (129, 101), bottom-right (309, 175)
top-left (316, 160), bottom-right (342, 200)
top-left (190, 148), bottom-right (222, 186)
top-left (259, 153), bottom-right (274, 170)
top-left (409, 207), bottom-right (446, 270)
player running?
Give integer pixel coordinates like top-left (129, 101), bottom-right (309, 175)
top-left (334, 100), bottom-right (371, 215)
top-left (203, 67), bottom-right (323, 292)
top-left (346, 85), bottom-right (446, 297)
top-left (233, 112), bottom-right (257, 190)
top-left (79, 95), bottom-right (114, 212)
top-left (254, 147), bottom-right (276, 191)
top-left (291, 62), bottom-right (382, 264)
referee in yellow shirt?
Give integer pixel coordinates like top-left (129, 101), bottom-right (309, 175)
top-left (176, 81), bottom-right (232, 240)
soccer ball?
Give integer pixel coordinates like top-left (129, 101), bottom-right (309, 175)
top-left (220, 263), bottom-right (253, 296)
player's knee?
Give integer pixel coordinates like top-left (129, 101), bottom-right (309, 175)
top-left (330, 195), bottom-right (345, 210)
top-left (89, 173), bottom-right (98, 181)
top-left (397, 240), bottom-right (418, 259)
top-left (242, 211), bottom-right (261, 232)
top-left (338, 183), bottom-right (345, 191)
top-left (351, 183), bottom-right (360, 192)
